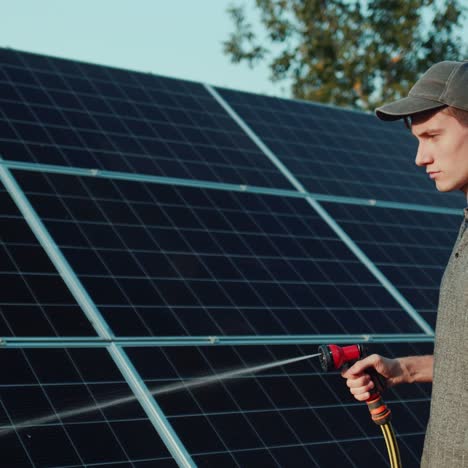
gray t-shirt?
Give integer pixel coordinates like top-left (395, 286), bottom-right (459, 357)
top-left (421, 208), bottom-right (468, 467)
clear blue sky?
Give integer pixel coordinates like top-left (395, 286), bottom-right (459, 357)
top-left (5, 2), bottom-right (465, 99)
top-left (2, 1), bottom-right (290, 97)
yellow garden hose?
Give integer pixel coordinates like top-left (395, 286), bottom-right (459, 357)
top-left (381, 421), bottom-right (402, 468)
top-left (365, 391), bottom-right (402, 467)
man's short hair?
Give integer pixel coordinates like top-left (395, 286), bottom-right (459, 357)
top-left (444, 107), bottom-right (468, 127)
top-left (404, 106), bottom-right (468, 130)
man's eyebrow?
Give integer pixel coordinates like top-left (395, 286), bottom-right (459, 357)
top-left (412, 127), bottom-right (443, 137)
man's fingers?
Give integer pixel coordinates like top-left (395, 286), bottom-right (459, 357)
top-left (350, 390), bottom-right (371, 402)
top-left (346, 375), bottom-right (373, 389)
top-left (345, 374), bottom-right (374, 401)
top-left (340, 356), bottom-right (380, 403)
top-left (343, 354), bottom-right (382, 377)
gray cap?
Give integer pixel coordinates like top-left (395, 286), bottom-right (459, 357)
top-left (376, 60), bottom-right (468, 121)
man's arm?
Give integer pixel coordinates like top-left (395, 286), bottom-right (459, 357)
top-left (341, 354), bottom-right (433, 401)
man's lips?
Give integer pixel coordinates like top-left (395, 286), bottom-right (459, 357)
top-left (427, 171), bottom-right (441, 179)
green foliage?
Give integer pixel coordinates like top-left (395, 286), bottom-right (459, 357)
top-left (223, 0), bottom-right (467, 110)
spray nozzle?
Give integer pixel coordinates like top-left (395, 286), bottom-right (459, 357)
top-left (317, 344), bottom-right (365, 371)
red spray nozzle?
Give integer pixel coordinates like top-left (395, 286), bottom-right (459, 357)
top-left (318, 344), bottom-right (364, 371)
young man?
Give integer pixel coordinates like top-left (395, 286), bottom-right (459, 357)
top-left (342, 61), bottom-right (468, 467)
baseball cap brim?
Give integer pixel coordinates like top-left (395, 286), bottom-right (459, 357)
top-left (375, 96), bottom-right (446, 121)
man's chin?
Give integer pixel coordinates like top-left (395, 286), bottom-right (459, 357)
top-left (434, 183), bottom-right (449, 192)
top-left (436, 181), bottom-right (468, 194)
top-left (434, 180), bottom-right (455, 192)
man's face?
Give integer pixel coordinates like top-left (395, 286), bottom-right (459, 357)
top-left (412, 110), bottom-right (468, 195)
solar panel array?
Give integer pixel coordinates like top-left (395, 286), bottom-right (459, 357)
top-left (217, 88), bottom-right (461, 207)
top-left (0, 48), bottom-right (463, 467)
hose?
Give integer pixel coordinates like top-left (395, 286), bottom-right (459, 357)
top-left (364, 381), bottom-right (402, 467)
top-left (380, 421), bottom-right (402, 468)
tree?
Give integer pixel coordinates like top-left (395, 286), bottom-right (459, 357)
top-left (223, 0), bottom-right (467, 110)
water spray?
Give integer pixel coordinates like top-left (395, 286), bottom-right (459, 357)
top-left (1, 345), bottom-right (401, 467)
top-left (0, 352), bottom-right (320, 437)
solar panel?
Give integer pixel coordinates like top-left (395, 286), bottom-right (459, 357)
top-left (216, 87), bottom-right (461, 208)
top-left (322, 203), bottom-right (461, 329)
top-left (0, 183), bottom-right (96, 337)
top-left (0, 47), bottom-right (458, 468)
top-left (0, 347), bottom-right (175, 467)
top-left (13, 169), bottom-right (423, 336)
top-left (0, 48), bottom-right (290, 189)
top-left (127, 342), bottom-right (433, 468)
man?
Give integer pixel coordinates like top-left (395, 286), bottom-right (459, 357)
top-left (342, 60), bottom-right (468, 467)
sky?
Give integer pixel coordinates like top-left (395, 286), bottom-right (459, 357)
top-left (4, 2), bottom-right (467, 102)
top-left (2, 1), bottom-right (290, 97)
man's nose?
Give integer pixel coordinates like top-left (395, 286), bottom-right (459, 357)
top-left (415, 144), bottom-right (434, 167)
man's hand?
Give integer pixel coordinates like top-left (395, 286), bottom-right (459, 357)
top-left (341, 354), bottom-right (434, 402)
